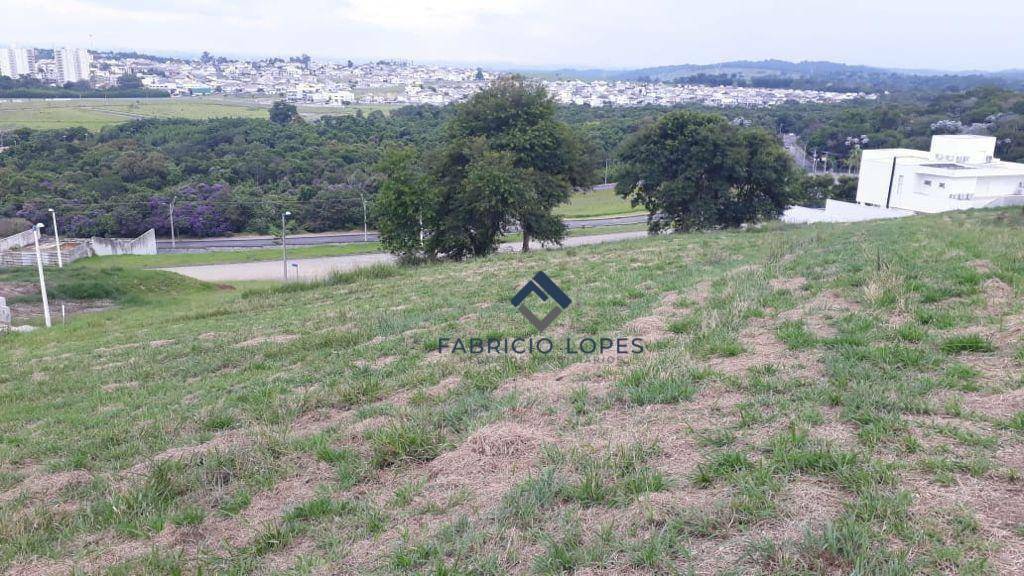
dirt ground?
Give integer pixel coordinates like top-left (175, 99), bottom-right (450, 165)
top-left (0, 282), bottom-right (113, 326)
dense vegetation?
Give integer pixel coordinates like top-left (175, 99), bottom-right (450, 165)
top-left (616, 111), bottom-right (793, 232)
top-left (0, 108), bottom-right (451, 238)
top-left (1, 80), bottom-right (1022, 239)
top-left (547, 59), bottom-right (1024, 93)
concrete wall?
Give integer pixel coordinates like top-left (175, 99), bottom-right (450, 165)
top-left (855, 149), bottom-right (929, 207)
top-left (0, 243), bottom-right (90, 267)
top-left (91, 229), bottom-right (157, 256)
top-left (782, 200), bottom-right (912, 224)
top-left (0, 229), bottom-right (35, 252)
top-left (0, 297), bottom-right (10, 331)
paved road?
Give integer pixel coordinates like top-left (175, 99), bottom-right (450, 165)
top-left (155, 214), bottom-right (647, 251)
top-left (160, 230), bottom-right (648, 282)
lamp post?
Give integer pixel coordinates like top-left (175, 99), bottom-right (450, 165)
top-left (32, 223), bottom-right (52, 328)
top-left (281, 211), bottom-right (291, 281)
top-left (360, 192), bottom-right (368, 242)
top-left (169, 197), bottom-right (176, 249)
top-left (47, 208), bottom-right (63, 268)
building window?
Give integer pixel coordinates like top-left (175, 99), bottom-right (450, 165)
top-left (938, 182), bottom-right (946, 188)
top-left (923, 180), bottom-right (932, 186)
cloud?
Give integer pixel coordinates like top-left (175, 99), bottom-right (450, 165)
top-left (337, 0), bottom-right (538, 30)
top-left (12, 0), bottom-right (192, 23)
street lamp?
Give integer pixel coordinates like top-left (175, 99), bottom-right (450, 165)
top-left (169, 197), bottom-right (177, 249)
top-left (47, 208), bottom-right (63, 268)
top-left (359, 192), bottom-right (368, 242)
top-left (32, 223), bottom-right (52, 328)
top-left (281, 211), bottom-right (292, 281)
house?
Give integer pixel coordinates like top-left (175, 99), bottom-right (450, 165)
top-left (782, 135), bottom-right (1024, 224)
top-left (856, 135), bottom-right (1024, 212)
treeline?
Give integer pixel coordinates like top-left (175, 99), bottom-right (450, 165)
top-left (0, 76), bottom-right (169, 99)
top-left (669, 71), bottom-right (1022, 94)
top-left (0, 105), bottom-right (470, 238)
top-left (773, 87), bottom-right (1024, 169)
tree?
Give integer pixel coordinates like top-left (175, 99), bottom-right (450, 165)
top-left (431, 145), bottom-right (530, 259)
top-left (117, 73), bottom-right (143, 89)
top-left (269, 100), bottom-right (301, 125)
top-left (375, 147), bottom-right (437, 262)
top-left (616, 110), bottom-right (795, 232)
top-left (436, 75), bottom-right (591, 255)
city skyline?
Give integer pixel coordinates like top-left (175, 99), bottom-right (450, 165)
top-left (1, 0), bottom-right (1023, 72)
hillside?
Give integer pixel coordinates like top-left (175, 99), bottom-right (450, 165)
top-left (2, 209), bottom-right (1024, 574)
top-left (536, 59), bottom-right (1024, 92)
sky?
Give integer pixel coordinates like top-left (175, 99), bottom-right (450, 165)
top-left (1, 0), bottom-right (1022, 72)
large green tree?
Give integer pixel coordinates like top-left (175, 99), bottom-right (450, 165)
top-left (374, 146), bottom-right (437, 262)
top-left (616, 111), bottom-right (795, 233)
top-left (436, 76), bottom-right (592, 255)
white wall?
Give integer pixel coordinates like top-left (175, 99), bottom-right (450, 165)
top-left (930, 136), bottom-right (997, 164)
top-left (855, 153), bottom-right (895, 206)
top-left (90, 229), bottom-right (157, 256)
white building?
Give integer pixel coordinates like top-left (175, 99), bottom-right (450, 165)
top-left (0, 46), bottom-right (35, 78)
top-left (54, 47), bottom-right (93, 84)
top-left (856, 135), bottom-right (1024, 212)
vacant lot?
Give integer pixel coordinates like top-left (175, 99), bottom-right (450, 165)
top-left (555, 187), bottom-right (645, 219)
top-left (0, 97), bottom-right (397, 130)
top-left (2, 210), bottom-right (1024, 574)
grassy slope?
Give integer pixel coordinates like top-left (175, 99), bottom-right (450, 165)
top-left (2, 209), bottom-right (1024, 574)
top-left (75, 242), bottom-right (384, 270)
top-left (555, 187), bottom-right (645, 218)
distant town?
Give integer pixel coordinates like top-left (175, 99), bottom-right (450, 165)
top-left (1, 45), bottom-right (875, 108)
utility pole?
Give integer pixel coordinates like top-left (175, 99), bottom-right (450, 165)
top-left (32, 224), bottom-right (52, 328)
top-left (48, 208), bottom-right (63, 268)
top-left (169, 197), bottom-right (176, 249)
top-left (360, 192), bottom-right (368, 242)
top-left (281, 211), bottom-right (291, 281)
top-left (604, 158), bottom-right (609, 185)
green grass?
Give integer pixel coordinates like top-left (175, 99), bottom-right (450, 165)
top-left (76, 241), bottom-right (383, 270)
top-left (0, 265), bottom-right (211, 304)
top-left (0, 97), bottom-right (397, 130)
top-left (68, 225), bottom-right (642, 271)
top-left (2, 207), bottom-right (1023, 573)
top-left (939, 334), bottom-right (996, 354)
top-left (554, 187), bottom-right (645, 218)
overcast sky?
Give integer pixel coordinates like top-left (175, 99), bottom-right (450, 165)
top-left (1, 0), bottom-right (1021, 71)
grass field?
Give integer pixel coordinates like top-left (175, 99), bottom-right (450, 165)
top-left (0, 97), bottom-right (398, 131)
top-left (555, 187), bottom-right (645, 219)
top-left (2, 209), bottom-right (1024, 574)
top-left (76, 242), bottom-right (384, 270)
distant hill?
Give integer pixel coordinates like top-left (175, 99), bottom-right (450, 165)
top-left (527, 60), bottom-right (1024, 92)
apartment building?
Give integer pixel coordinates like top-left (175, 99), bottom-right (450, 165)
top-left (0, 46), bottom-right (35, 78)
top-left (54, 47), bottom-right (93, 84)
